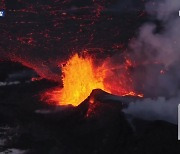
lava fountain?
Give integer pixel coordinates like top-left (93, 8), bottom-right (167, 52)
top-left (42, 53), bottom-right (142, 106)
top-left (43, 53), bottom-right (108, 106)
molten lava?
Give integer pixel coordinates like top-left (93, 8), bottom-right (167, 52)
top-left (43, 53), bottom-right (107, 106)
top-left (43, 53), bottom-right (142, 106)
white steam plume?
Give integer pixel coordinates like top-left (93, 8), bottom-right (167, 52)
top-left (124, 0), bottom-right (180, 124)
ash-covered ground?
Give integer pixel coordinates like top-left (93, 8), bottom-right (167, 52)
top-left (0, 62), bottom-right (180, 154)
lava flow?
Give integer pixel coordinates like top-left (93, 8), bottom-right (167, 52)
top-left (42, 53), bottom-right (142, 106)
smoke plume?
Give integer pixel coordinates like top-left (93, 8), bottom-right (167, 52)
top-left (124, 0), bottom-right (180, 124)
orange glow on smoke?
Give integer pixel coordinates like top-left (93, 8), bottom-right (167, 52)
top-left (43, 53), bottom-right (143, 106)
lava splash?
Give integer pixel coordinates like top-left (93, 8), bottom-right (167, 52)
top-left (42, 53), bottom-right (142, 106)
top-left (42, 53), bottom-right (108, 106)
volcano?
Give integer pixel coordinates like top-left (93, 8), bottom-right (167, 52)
top-left (41, 53), bottom-right (143, 107)
top-left (0, 71), bottom-right (179, 153)
top-left (1, 0), bottom-right (180, 153)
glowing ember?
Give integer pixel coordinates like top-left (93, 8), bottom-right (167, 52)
top-left (42, 53), bottom-right (143, 106)
top-left (31, 77), bottom-right (43, 82)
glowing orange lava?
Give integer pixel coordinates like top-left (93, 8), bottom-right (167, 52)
top-left (43, 54), bottom-right (108, 106)
top-left (43, 53), bottom-right (143, 106)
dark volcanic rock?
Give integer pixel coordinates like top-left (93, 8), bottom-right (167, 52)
top-left (0, 81), bottom-right (180, 154)
top-left (129, 120), bottom-right (180, 154)
top-left (77, 89), bottom-right (141, 113)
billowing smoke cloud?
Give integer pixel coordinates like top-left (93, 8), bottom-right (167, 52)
top-left (131, 0), bottom-right (180, 96)
top-left (124, 0), bottom-right (180, 124)
top-left (123, 94), bottom-right (180, 124)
